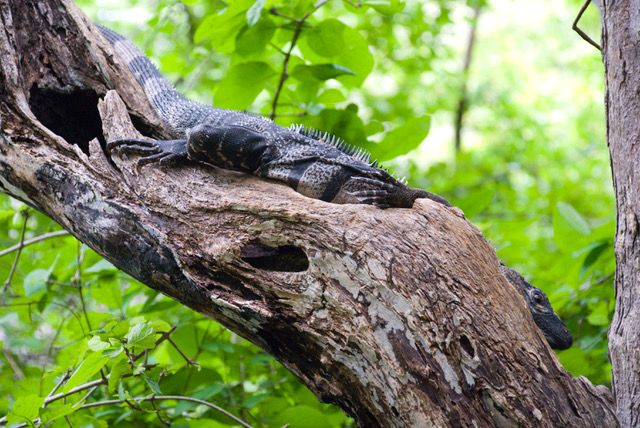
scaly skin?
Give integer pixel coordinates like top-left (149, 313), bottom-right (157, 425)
top-left (500, 264), bottom-right (573, 350)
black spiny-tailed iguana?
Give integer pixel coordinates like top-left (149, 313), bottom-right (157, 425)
top-left (97, 24), bottom-right (572, 350)
top-left (500, 264), bottom-right (572, 350)
top-left (98, 24), bottom-right (450, 209)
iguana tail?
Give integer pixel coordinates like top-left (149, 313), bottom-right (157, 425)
top-left (97, 24), bottom-right (218, 136)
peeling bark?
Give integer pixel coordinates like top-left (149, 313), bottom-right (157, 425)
top-left (0, 0), bottom-right (619, 426)
top-left (602, 1), bottom-right (640, 427)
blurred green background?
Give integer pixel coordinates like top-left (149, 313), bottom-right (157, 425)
top-left (1, 0), bottom-right (611, 426)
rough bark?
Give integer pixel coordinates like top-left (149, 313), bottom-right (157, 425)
top-left (602, 2), bottom-right (640, 427)
top-left (0, 0), bottom-right (618, 426)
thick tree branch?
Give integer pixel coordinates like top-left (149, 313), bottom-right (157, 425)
top-left (602, 1), bottom-right (640, 426)
top-left (0, 0), bottom-right (617, 426)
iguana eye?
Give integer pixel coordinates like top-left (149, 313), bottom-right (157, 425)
top-left (531, 291), bottom-right (544, 305)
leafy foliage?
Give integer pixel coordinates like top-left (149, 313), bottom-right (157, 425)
top-left (1, 0), bottom-right (613, 425)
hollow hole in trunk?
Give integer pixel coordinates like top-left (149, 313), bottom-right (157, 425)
top-left (459, 334), bottom-right (475, 357)
top-left (29, 84), bottom-right (104, 154)
top-left (240, 242), bottom-right (309, 272)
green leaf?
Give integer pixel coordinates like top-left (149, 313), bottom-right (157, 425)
top-left (241, 392), bottom-right (270, 408)
top-left (103, 347), bottom-right (124, 358)
top-left (587, 301), bottom-right (610, 326)
top-left (271, 405), bottom-right (331, 428)
top-left (118, 378), bottom-right (126, 401)
top-left (62, 352), bottom-right (110, 393)
top-left (39, 403), bottom-right (75, 423)
top-left (23, 268), bottom-right (49, 297)
top-left (125, 323), bottom-right (157, 350)
top-left (141, 371), bottom-right (163, 395)
top-left (456, 189), bottom-right (495, 219)
top-left (366, 0), bottom-right (405, 14)
top-left (87, 336), bottom-right (111, 352)
top-left (236, 17), bottom-right (276, 57)
top-left (7, 394), bottom-right (44, 425)
top-left (307, 19), bottom-right (346, 57)
top-left (246, 0), bottom-right (266, 26)
top-left (108, 360), bottom-right (129, 393)
top-left (364, 120), bottom-right (385, 136)
top-left (291, 64), bottom-right (355, 82)
top-left (317, 89), bottom-right (346, 104)
top-left (375, 116), bottom-right (431, 161)
top-left (111, 320), bottom-right (130, 338)
top-left (580, 241), bottom-right (610, 279)
top-left (202, 341), bottom-right (235, 353)
top-left (84, 259), bottom-right (117, 273)
top-left (194, 2), bottom-right (255, 52)
top-left (150, 320), bottom-right (171, 333)
top-left (91, 281), bottom-right (123, 310)
top-left (299, 20), bottom-right (374, 87)
top-left (557, 202), bottom-right (590, 236)
top-left (214, 61), bottom-right (276, 109)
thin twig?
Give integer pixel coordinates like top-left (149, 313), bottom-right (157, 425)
top-left (71, 385), bottom-right (99, 408)
top-left (268, 7), bottom-right (303, 23)
top-left (3, 210), bottom-right (29, 291)
top-left (77, 395), bottom-right (254, 428)
top-left (342, 0), bottom-right (361, 8)
top-left (166, 336), bottom-right (198, 366)
top-left (0, 230), bottom-right (69, 258)
top-left (133, 326), bottom-right (177, 361)
top-left (454, 4), bottom-right (481, 152)
top-left (572, 0), bottom-right (601, 51)
top-left (270, 13), bottom-right (310, 120)
top-left (1, 348), bottom-right (24, 380)
top-left (44, 378), bottom-right (107, 405)
top-left (45, 370), bottom-right (71, 403)
top-left (150, 399), bottom-right (171, 427)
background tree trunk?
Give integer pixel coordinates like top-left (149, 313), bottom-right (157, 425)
top-left (602, 2), bottom-right (640, 427)
top-left (0, 0), bottom-right (618, 426)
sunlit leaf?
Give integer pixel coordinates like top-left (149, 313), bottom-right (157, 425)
top-left (23, 268), bottom-right (49, 297)
top-left (125, 323), bottom-right (157, 349)
top-left (246, 0), bottom-right (266, 26)
top-left (557, 202), bottom-right (590, 236)
top-left (271, 405), bottom-right (331, 428)
top-left (214, 61), bottom-right (276, 109)
top-left (307, 19), bottom-right (346, 57)
top-left (291, 64), bottom-right (355, 82)
top-left (7, 394), bottom-right (44, 425)
top-left (456, 189), bottom-right (495, 219)
top-left (62, 352), bottom-right (110, 393)
top-left (39, 403), bottom-right (75, 423)
top-left (374, 116), bottom-right (431, 161)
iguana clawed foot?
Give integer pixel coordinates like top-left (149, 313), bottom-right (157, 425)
top-left (107, 138), bottom-right (189, 171)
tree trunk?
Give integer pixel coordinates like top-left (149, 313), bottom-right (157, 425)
top-left (0, 0), bottom-right (618, 426)
top-left (602, 1), bottom-right (640, 427)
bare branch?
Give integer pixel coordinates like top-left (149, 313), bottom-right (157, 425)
top-left (0, 230), bottom-right (69, 258)
top-left (572, 0), bottom-right (602, 51)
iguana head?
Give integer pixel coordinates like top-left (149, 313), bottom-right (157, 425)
top-left (500, 264), bottom-right (573, 350)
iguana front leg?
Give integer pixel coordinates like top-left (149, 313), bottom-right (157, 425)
top-left (107, 138), bottom-right (189, 170)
